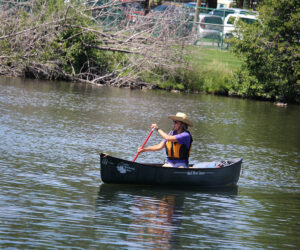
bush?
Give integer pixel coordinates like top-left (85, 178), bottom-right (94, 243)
top-left (230, 0), bottom-right (300, 103)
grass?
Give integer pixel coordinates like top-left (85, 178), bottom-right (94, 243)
top-left (185, 45), bottom-right (242, 72)
top-left (140, 45), bottom-right (242, 94)
top-left (178, 46), bottom-right (243, 94)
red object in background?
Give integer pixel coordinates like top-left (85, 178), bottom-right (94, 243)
top-left (200, 18), bottom-right (205, 28)
top-left (120, 0), bottom-right (146, 21)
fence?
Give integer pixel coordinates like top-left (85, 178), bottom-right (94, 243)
top-left (184, 6), bottom-right (229, 49)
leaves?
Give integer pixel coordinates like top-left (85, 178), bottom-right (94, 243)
top-left (230, 0), bottom-right (300, 103)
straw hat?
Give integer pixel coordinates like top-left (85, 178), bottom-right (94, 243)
top-left (168, 112), bottom-right (193, 127)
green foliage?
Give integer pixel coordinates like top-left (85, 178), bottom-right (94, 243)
top-left (56, 26), bottom-right (110, 75)
top-left (230, 67), bottom-right (268, 98)
top-left (33, 0), bottom-right (125, 80)
top-left (139, 63), bottom-right (233, 94)
top-left (202, 70), bottom-right (231, 95)
top-left (230, 0), bottom-right (300, 103)
top-left (140, 47), bottom-right (241, 94)
top-left (0, 0), bottom-right (129, 81)
top-left (176, 68), bottom-right (204, 92)
top-left (181, 47), bottom-right (239, 94)
top-left (139, 66), bottom-right (187, 91)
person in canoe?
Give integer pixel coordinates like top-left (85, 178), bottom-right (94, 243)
top-left (137, 112), bottom-right (193, 168)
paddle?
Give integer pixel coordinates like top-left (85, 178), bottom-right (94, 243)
top-left (132, 128), bottom-right (155, 162)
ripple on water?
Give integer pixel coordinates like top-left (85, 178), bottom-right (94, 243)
top-left (1, 78), bottom-right (300, 249)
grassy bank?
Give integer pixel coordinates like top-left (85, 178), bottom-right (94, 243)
top-left (186, 46), bottom-right (241, 71)
top-left (153, 46), bottom-right (242, 94)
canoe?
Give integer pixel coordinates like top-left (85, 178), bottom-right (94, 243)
top-left (100, 153), bottom-right (242, 188)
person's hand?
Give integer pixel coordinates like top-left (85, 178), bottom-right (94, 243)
top-left (137, 147), bottom-right (145, 153)
top-left (151, 124), bottom-right (159, 130)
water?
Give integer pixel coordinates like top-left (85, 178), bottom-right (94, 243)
top-left (0, 77), bottom-right (299, 249)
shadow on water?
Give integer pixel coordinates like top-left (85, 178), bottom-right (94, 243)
top-left (94, 184), bottom-right (238, 249)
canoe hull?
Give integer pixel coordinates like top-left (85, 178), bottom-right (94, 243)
top-left (100, 153), bottom-right (242, 188)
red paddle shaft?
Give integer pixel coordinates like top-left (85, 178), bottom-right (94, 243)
top-left (132, 128), bottom-right (155, 162)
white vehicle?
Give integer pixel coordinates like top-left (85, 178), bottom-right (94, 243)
top-left (209, 8), bottom-right (255, 20)
top-left (198, 14), bottom-right (223, 40)
top-left (223, 13), bottom-right (258, 39)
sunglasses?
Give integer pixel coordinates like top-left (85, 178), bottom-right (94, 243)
top-left (173, 120), bottom-right (180, 124)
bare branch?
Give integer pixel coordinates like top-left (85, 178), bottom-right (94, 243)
top-left (0, 0), bottom-right (191, 87)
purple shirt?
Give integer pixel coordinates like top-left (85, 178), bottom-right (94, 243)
top-left (164, 130), bottom-right (192, 166)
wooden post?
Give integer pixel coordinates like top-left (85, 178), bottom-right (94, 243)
top-left (192, 0), bottom-right (202, 34)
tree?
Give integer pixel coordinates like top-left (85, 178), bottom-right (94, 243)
top-left (230, 0), bottom-right (300, 103)
top-left (0, 0), bottom-right (192, 87)
top-left (235, 0), bottom-right (263, 9)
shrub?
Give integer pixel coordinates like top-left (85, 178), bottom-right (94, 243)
top-left (230, 0), bottom-right (300, 103)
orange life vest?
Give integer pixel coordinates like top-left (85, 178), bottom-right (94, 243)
top-left (165, 131), bottom-right (193, 161)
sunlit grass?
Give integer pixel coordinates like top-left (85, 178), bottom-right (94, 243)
top-left (185, 46), bottom-right (241, 71)
top-left (181, 46), bottom-right (242, 94)
top-left (140, 45), bottom-right (242, 94)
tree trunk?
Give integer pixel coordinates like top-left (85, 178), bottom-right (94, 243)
top-left (192, 0), bottom-right (201, 34)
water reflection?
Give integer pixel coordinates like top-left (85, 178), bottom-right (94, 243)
top-left (129, 193), bottom-right (183, 248)
top-left (95, 184), bottom-right (238, 249)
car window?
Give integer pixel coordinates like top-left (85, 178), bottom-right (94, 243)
top-left (212, 9), bottom-right (234, 17)
top-left (224, 10), bottom-right (235, 16)
top-left (204, 16), bottom-right (223, 24)
top-left (153, 5), bottom-right (168, 12)
top-left (212, 10), bottom-right (226, 17)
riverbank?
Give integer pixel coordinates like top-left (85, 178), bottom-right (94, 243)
top-left (1, 0), bottom-right (298, 104)
top-left (154, 46), bottom-right (241, 94)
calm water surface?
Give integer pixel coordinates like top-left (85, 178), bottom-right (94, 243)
top-left (0, 77), bottom-right (299, 249)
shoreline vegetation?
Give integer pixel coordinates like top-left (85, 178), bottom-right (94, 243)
top-left (153, 46), bottom-right (241, 96)
top-left (0, 0), bottom-right (299, 104)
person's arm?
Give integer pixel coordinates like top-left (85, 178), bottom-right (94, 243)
top-left (138, 141), bottom-right (165, 153)
top-left (151, 124), bottom-right (177, 142)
